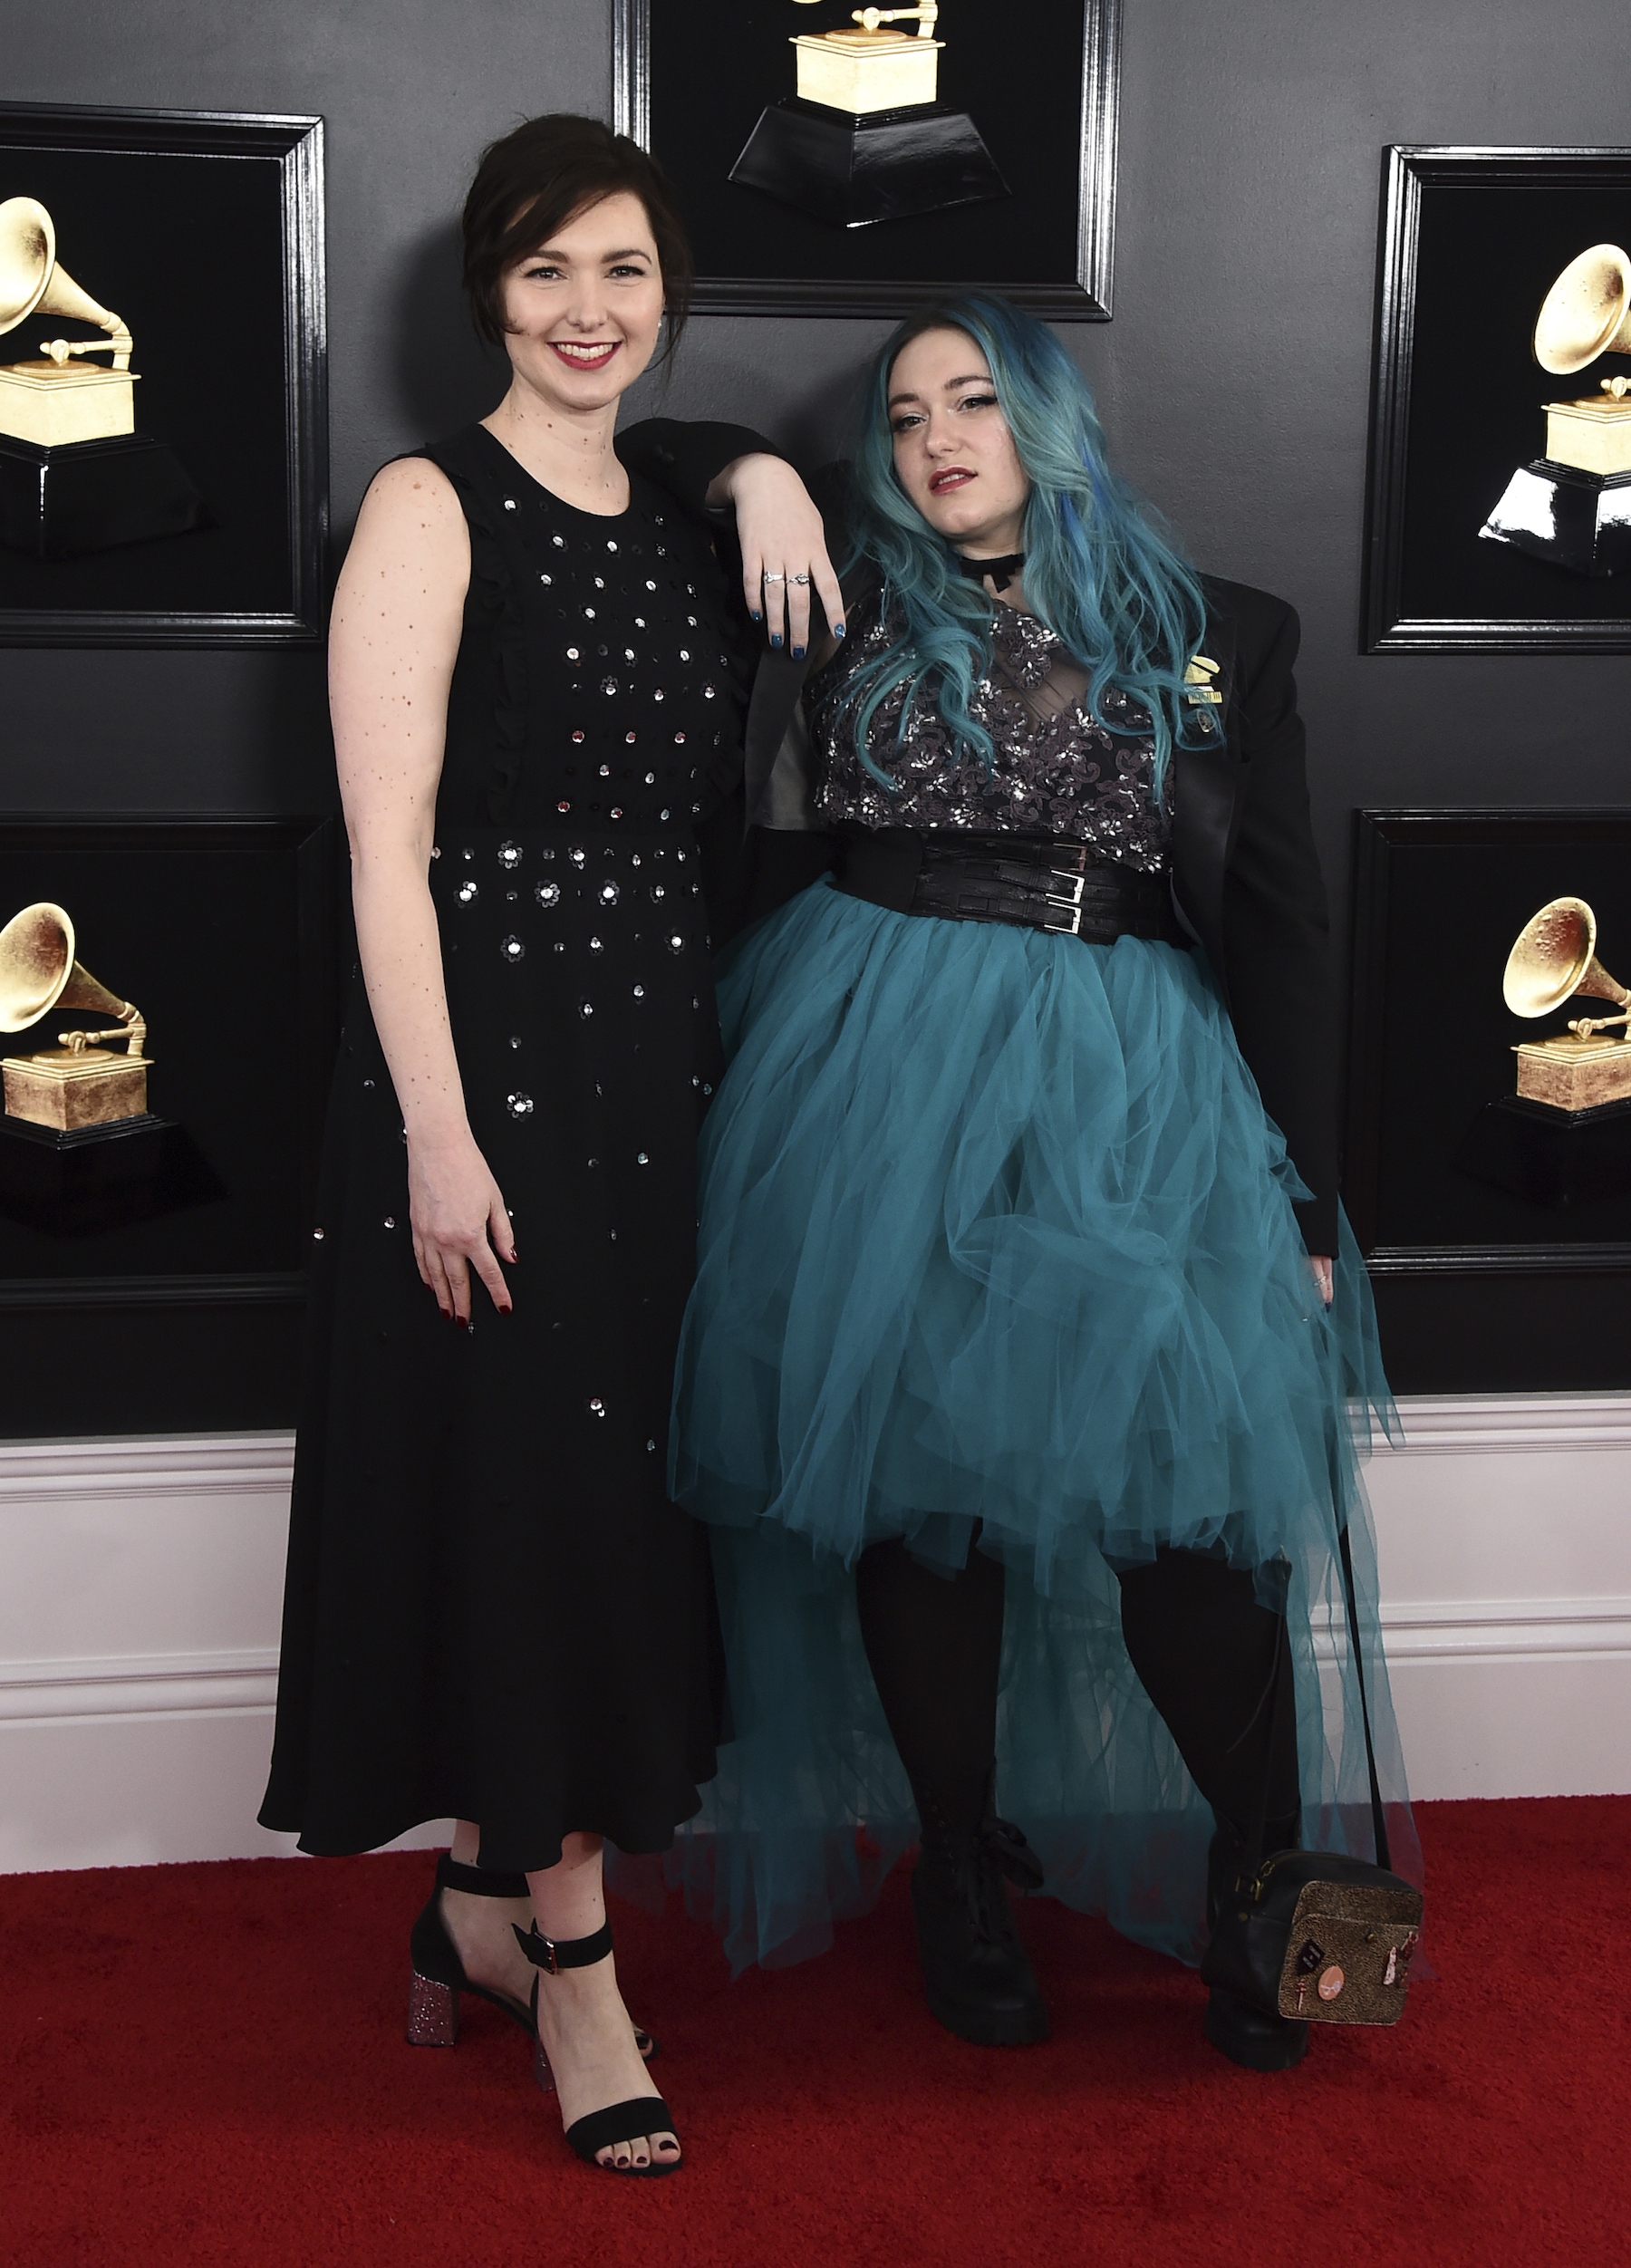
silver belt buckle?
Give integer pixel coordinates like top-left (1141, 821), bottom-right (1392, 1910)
top-left (1047, 871), bottom-right (1084, 934)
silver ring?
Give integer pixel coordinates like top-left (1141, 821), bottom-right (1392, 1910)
top-left (791, 573), bottom-right (811, 585)
top-left (761, 570), bottom-right (786, 583)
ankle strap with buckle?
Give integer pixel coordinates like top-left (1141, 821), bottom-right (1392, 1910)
top-left (513, 1917), bottom-right (615, 1975)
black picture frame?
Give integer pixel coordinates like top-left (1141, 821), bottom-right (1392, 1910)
top-left (1364, 146), bottom-right (1631, 653)
top-left (0, 816), bottom-right (341, 1327)
top-left (1345, 809), bottom-right (1631, 1394)
top-left (614, 0), bottom-right (1119, 319)
top-left (0, 102), bottom-right (326, 647)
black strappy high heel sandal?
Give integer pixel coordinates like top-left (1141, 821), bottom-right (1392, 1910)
top-left (406, 1856), bottom-right (657, 2080)
top-left (407, 1854), bottom-right (536, 2045)
top-left (514, 1919), bottom-right (680, 2176)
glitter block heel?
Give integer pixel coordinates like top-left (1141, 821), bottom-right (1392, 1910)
top-left (406, 1969), bottom-right (460, 2046)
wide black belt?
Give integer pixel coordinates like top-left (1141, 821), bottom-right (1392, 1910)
top-left (835, 829), bottom-right (1188, 948)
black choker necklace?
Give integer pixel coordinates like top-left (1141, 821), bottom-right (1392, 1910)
top-left (954, 550), bottom-right (1025, 593)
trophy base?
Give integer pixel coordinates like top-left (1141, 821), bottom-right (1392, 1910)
top-left (1512, 1034), bottom-right (1631, 1112)
top-left (0, 1112), bottom-right (224, 1239)
top-left (3, 1047), bottom-right (150, 1132)
top-left (0, 358), bottom-right (137, 449)
top-left (0, 431), bottom-right (208, 560)
top-left (1452, 1093), bottom-right (1631, 1209)
top-left (1478, 458), bottom-right (1631, 579)
top-left (729, 98), bottom-right (1009, 229)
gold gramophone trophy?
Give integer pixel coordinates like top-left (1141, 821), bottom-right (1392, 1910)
top-left (730, 0), bottom-right (1009, 230)
top-left (1502, 896), bottom-right (1631, 1112)
top-left (1479, 245), bottom-right (1631, 577)
top-left (0, 196), bottom-right (205, 559)
top-left (1452, 893), bottom-right (1631, 1210)
top-left (0, 902), bottom-right (151, 1134)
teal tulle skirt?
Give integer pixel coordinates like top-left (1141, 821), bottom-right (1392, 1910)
top-left (658, 877), bottom-right (1414, 1974)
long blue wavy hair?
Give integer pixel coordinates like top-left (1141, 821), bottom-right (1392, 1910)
top-left (841, 294), bottom-right (1210, 801)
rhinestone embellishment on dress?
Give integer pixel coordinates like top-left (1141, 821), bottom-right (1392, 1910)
top-left (500, 936), bottom-right (524, 961)
top-left (458, 881), bottom-right (478, 903)
top-left (507, 1093), bottom-right (534, 1118)
top-left (535, 883), bottom-right (561, 907)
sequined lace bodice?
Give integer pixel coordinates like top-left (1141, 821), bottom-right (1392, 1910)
top-left (807, 594), bottom-right (1172, 873)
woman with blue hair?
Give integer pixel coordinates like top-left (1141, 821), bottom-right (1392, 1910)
top-left (657, 295), bottom-right (1413, 2072)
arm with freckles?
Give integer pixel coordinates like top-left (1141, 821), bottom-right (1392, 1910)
top-left (331, 458), bottom-right (514, 1323)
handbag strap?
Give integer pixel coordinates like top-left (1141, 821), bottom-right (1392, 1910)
top-left (1242, 1520), bottom-right (1391, 1877)
top-left (1337, 1519), bottom-right (1393, 1874)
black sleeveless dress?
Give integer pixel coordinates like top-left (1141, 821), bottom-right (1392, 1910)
top-left (260, 423), bottom-right (738, 1872)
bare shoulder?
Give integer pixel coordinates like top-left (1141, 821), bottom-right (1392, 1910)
top-left (352, 456), bottom-right (467, 559)
top-left (336, 457), bottom-right (469, 633)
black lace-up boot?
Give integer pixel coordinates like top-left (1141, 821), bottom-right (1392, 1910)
top-left (910, 1786), bottom-right (1049, 2046)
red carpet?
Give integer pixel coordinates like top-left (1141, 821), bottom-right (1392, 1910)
top-left (5, 1798), bottom-right (1627, 2266)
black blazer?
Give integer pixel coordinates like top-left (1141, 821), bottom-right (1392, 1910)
top-left (620, 420), bottom-right (1337, 1254)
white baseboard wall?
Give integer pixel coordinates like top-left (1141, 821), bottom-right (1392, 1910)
top-left (0, 1398), bottom-right (1626, 1874)
top-left (0, 1432), bottom-right (449, 1875)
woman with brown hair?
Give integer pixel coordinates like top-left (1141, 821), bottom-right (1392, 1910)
top-left (259, 113), bottom-right (835, 2176)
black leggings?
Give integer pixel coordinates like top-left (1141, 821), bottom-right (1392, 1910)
top-left (854, 1531), bottom-right (1300, 1848)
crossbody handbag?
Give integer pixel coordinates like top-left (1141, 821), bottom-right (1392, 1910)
top-left (1199, 1525), bottom-right (1424, 2028)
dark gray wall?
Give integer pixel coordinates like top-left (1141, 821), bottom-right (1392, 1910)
top-left (10, 0), bottom-right (1630, 881)
top-left (5, 0), bottom-right (1629, 1408)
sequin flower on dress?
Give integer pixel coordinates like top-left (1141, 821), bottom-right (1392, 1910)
top-left (809, 598), bottom-right (1173, 873)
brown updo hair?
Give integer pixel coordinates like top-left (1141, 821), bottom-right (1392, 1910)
top-left (460, 114), bottom-right (694, 365)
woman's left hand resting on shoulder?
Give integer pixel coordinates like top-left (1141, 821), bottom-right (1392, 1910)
top-left (708, 452), bottom-right (845, 659)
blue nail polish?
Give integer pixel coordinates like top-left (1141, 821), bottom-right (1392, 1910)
top-left (751, 609), bottom-right (763, 622)
top-left (792, 645), bottom-right (805, 660)
top-left (834, 623), bottom-right (845, 639)
top-left (770, 633), bottom-right (782, 648)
